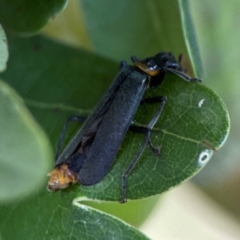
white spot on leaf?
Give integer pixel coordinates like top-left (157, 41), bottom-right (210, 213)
top-left (198, 150), bottom-right (212, 166)
top-left (198, 99), bottom-right (205, 108)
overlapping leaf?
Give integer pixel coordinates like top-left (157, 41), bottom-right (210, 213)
top-left (0, 0), bottom-right (68, 35)
top-left (0, 80), bottom-right (52, 204)
top-left (0, 25), bottom-right (8, 72)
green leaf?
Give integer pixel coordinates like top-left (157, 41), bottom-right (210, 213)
top-left (1, 34), bottom-right (229, 200)
top-left (0, 0), bottom-right (68, 35)
top-left (79, 75), bottom-right (229, 201)
top-left (0, 80), bottom-right (52, 204)
top-left (0, 34), bottom-right (229, 238)
top-left (178, 0), bottom-right (204, 78)
top-left (79, 0), bottom-right (190, 63)
top-left (2, 33), bottom-right (229, 201)
top-left (0, 25), bottom-right (8, 72)
top-left (0, 191), bottom-right (150, 240)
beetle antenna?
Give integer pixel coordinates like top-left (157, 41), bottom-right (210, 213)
top-left (178, 54), bottom-right (183, 64)
top-left (120, 61), bottom-right (127, 69)
top-left (131, 56), bottom-right (138, 63)
top-left (166, 68), bottom-right (202, 82)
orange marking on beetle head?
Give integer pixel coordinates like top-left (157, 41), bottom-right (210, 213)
top-left (134, 62), bottom-right (160, 76)
top-left (47, 164), bottom-right (78, 191)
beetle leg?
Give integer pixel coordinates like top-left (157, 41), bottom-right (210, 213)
top-left (140, 96), bottom-right (165, 105)
top-left (139, 95), bottom-right (166, 113)
top-left (129, 125), bottom-right (160, 155)
top-left (148, 139), bottom-right (161, 155)
top-left (178, 53), bottom-right (183, 64)
top-left (55, 116), bottom-right (87, 161)
top-left (121, 96), bottom-right (167, 203)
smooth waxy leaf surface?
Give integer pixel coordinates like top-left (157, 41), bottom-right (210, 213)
top-left (79, 74), bottom-right (229, 201)
top-left (80, 0), bottom-right (190, 63)
top-left (0, 0), bottom-right (68, 35)
top-left (0, 192), bottom-right (150, 240)
top-left (0, 80), bottom-right (52, 204)
top-left (0, 35), bottom-right (151, 239)
top-left (0, 25), bottom-right (8, 72)
top-left (0, 34), bottom-right (229, 239)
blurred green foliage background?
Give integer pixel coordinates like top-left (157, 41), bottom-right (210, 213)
top-left (190, 0), bottom-right (240, 221)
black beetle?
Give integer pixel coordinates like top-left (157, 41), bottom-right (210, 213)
top-left (48, 52), bottom-right (201, 202)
